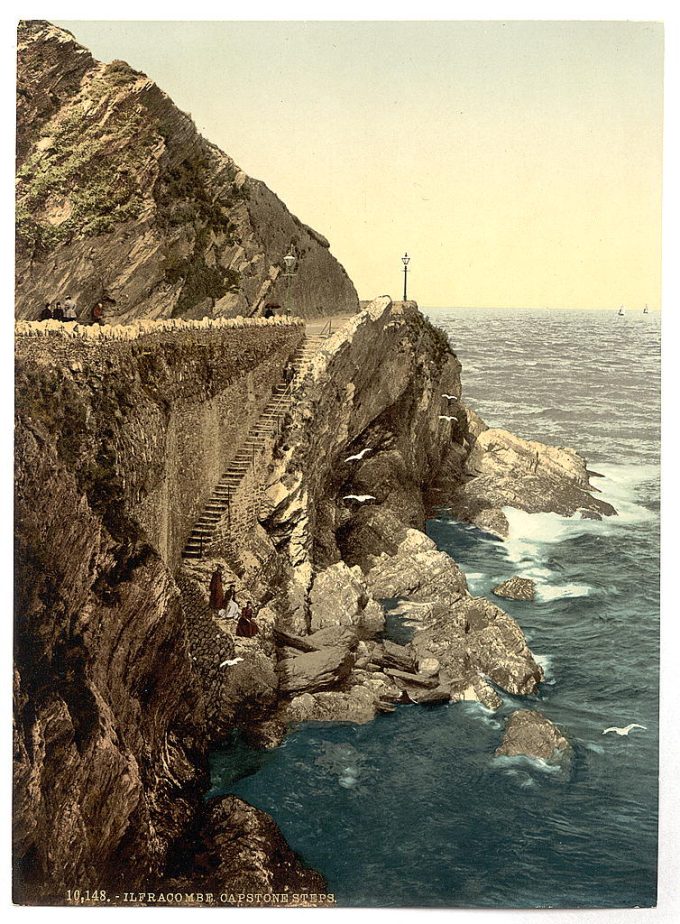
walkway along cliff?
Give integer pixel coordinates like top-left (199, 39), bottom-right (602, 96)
top-left (13, 299), bottom-right (615, 904)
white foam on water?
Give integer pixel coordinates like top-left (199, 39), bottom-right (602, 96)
top-left (493, 754), bottom-right (565, 776)
top-left (536, 583), bottom-right (592, 603)
top-left (533, 653), bottom-right (555, 683)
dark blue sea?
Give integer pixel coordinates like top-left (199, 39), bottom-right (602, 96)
top-left (208, 308), bottom-right (660, 908)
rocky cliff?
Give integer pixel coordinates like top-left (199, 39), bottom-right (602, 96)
top-left (13, 298), bottom-right (614, 904)
top-left (13, 316), bottom-right (312, 903)
top-left (16, 21), bottom-right (359, 322)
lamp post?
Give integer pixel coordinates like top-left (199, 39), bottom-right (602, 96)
top-left (401, 252), bottom-right (410, 301)
top-left (283, 250), bottom-right (297, 316)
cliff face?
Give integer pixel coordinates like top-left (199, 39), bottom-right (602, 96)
top-left (14, 300), bottom-right (613, 903)
top-left (13, 316), bottom-right (306, 902)
top-left (16, 21), bottom-right (359, 322)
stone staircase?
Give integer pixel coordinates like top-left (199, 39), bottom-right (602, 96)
top-left (181, 335), bottom-right (326, 560)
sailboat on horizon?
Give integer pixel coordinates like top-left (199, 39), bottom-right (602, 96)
top-left (618, 305), bottom-right (625, 316)
top-left (643, 304), bottom-right (649, 314)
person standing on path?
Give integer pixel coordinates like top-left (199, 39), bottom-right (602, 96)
top-left (63, 296), bottom-right (77, 321)
top-left (209, 565), bottom-right (225, 612)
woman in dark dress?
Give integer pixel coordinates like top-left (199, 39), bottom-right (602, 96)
top-left (209, 565), bottom-right (225, 611)
top-left (236, 601), bottom-right (259, 638)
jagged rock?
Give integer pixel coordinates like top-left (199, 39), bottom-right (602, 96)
top-left (385, 668), bottom-right (439, 689)
top-left (492, 577), bottom-right (536, 601)
top-left (277, 646), bottom-right (354, 695)
top-left (16, 21), bottom-right (359, 322)
top-left (455, 596), bottom-right (543, 696)
top-left (357, 511), bottom-right (468, 607)
top-left (449, 422), bottom-right (616, 535)
top-left (495, 710), bottom-right (570, 761)
top-left (186, 796), bottom-right (326, 901)
top-left (405, 686), bottom-right (451, 705)
top-left (308, 561), bottom-right (384, 637)
top-left (371, 639), bottom-right (416, 673)
top-left (219, 647), bottom-right (279, 725)
top-left (406, 594), bottom-right (543, 703)
top-left (282, 687), bottom-right (379, 725)
top-left (306, 625), bottom-right (359, 652)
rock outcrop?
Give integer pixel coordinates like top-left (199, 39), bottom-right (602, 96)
top-left (16, 21), bottom-right (359, 322)
top-left (447, 418), bottom-right (616, 537)
top-left (492, 577), bottom-right (536, 601)
top-left (495, 710), bottom-right (571, 762)
top-left (180, 796), bottom-right (327, 904)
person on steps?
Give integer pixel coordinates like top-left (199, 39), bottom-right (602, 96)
top-left (209, 565), bottom-right (225, 612)
top-left (236, 601), bottom-right (259, 638)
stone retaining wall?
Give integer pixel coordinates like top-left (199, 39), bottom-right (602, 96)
top-left (15, 318), bottom-right (305, 566)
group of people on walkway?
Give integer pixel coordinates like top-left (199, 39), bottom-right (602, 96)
top-left (39, 296), bottom-right (78, 322)
top-left (39, 296), bottom-right (106, 325)
top-left (209, 565), bottom-right (259, 638)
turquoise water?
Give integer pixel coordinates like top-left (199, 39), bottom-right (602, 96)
top-left (208, 308), bottom-right (660, 908)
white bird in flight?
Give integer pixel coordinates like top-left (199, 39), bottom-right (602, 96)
top-left (603, 724), bottom-right (647, 736)
top-left (439, 415), bottom-right (458, 422)
top-left (442, 394), bottom-right (459, 401)
top-left (220, 657), bottom-right (244, 668)
top-left (345, 448), bottom-right (371, 462)
top-left (343, 494), bottom-right (376, 503)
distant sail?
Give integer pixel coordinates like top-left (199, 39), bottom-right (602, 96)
top-left (643, 304), bottom-right (649, 314)
top-left (618, 305), bottom-right (625, 316)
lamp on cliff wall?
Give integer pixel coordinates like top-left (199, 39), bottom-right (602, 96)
top-left (283, 250), bottom-right (297, 317)
top-left (402, 252), bottom-right (410, 301)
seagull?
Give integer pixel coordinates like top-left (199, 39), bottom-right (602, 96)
top-left (345, 448), bottom-right (371, 463)
top-left (603, 724), bottom-right (647, 736)
top-left (439, 415), bottom-right (458, 422)
top-left (442, 394), bottom-right (459, 401)
top-left (343, 494), bottom-right (376, 503)
top-left (220, 657), bottom-right (244, 668)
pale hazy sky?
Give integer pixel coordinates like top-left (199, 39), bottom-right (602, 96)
top-left (57, 19), bottom-right (664, 308)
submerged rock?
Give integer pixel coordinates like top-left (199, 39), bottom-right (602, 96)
top-left (492, 577), bottom-right (536, 601)
top-left (495, 709), bottom-right (570, 761)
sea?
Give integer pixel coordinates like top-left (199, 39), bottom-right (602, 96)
top-left (207, 307), bottom-right (661, 909)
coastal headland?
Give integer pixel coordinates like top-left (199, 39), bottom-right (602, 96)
top-left (14, 20), bottom-right (615, 907)
top-left (14, 298), bottom-right (614, 904)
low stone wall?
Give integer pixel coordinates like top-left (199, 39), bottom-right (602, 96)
top-left (15, 314), bottom-right (304, 340)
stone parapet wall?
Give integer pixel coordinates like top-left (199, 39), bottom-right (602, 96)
top-left (15, 314), bottom-right (304, 340)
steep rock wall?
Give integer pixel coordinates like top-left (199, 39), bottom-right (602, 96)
top-left (13, 317), bottom-right (306, 901)
top-left (16, 21), bottom-right (359, 322)
top-left (260, 297), bottom-right (467, 631)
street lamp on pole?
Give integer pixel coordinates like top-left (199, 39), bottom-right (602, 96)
top-left (401, 252), bottom-right (410, 301)
top-left (283, 250), bottom-right (297, 316)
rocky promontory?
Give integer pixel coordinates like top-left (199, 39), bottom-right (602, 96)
top-left (16, 21), bottom-right (358, 322)
top-left (442, 413), bottom-right (616, 538)
top-left (14, 22), bottom-right (619, 908)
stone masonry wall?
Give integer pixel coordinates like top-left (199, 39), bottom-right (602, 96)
top-left (16, 316), bottom-right (305, 567)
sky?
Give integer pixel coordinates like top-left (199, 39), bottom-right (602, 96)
top-left (52, 20), bottom-right (664, 307)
